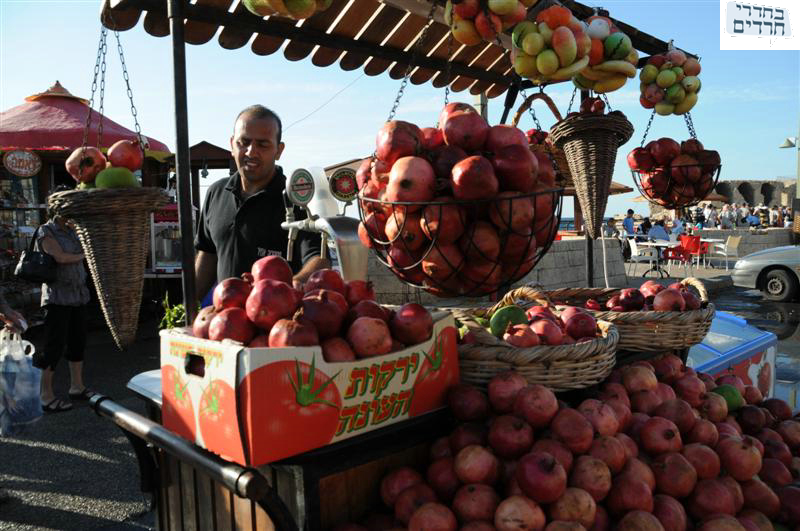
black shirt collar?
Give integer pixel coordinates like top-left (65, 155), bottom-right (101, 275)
top-left (225, 167), bottom-right (286, 200)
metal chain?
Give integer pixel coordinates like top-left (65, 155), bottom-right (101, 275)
top-left (566, 87), bottom-right (578, 114)
top-left (639, 109), bottom-right (657, 147)
top-left (600, 93), bottom-right (612, 111)
top-left (114, 30), bottom-right (147, 152)
top-left (519, 86), bottom-right (543, 131)
top-left (386, 0), bottom-right (438, 123)
top-left (97, 33), bottom-right (108, 148)
top-left (442, 32), bottom-right (455, 108)
top-left (82, 27), bottom-right (108, 151)
top-left (684, 112), bottom-right (698, 139)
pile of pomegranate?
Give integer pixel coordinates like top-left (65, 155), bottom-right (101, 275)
top-left (577, 280), bottom-right (704, 314)
top-left (465, 304), bottom-right (600, 347)
top-left (627, 137), bottom-right (721, 208)
top-left (357, 102), bottom-right (562, 298)
top-left (190, 256), bottom-right (434, 361)
top-left (332, 354), bottom-right (800, 531)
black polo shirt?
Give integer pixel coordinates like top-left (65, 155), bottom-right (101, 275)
top-left (195, 168), bottom-right (322, 282)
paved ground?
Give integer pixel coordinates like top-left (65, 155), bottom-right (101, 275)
top-left (0, 260), bottom-right (755, 531)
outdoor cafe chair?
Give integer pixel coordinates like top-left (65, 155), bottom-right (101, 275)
top-left (713, 235), bottom-right (742, 270)
top-left (626, 238), bottom-right (660, 277)
top-left (663, 245), bottom-right (691, 277)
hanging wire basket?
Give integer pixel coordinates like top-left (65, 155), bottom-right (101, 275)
top-left (631, 164), bottom-right (722, 210)
top-left (358, 187), bottom-right (564, 298)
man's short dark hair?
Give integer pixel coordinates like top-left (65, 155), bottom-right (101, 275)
top-left (235, 105), bottom-right (282, 144)
top-left (627, 209), bottom-right (634, 215)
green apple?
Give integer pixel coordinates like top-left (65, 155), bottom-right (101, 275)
top-left (656, 69), bottom-right (677, 88)
top-left (522, 32), bottom-right (545, 56)
top-left (487, 0), bottom-right (517, 16)
top-left (681, 76), bottom-right (701, 93)
top-left (665, 84), bottom-right (686, 104)
top-left (639, 64), bottom-right (658, 84)
top-left (538, 21), bottom-right (553, 46)
top-left (536, 49), bottom-right (559, 76)
top-left (96, 167), bottom-right (139, 189)
top-left (514, 54), bottom-right (539, 78)
top-left (512, 21), bottom-right (538, 49)
top-left (655, 101), bottom-right (675, 116)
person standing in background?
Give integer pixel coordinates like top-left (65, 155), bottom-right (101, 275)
top-left (622, 209), bottom-right (635, 236)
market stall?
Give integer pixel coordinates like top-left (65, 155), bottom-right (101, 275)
top-left (68, 0), bottom-right (799, 529)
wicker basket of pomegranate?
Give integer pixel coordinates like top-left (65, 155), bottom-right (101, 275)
top-left (544, 277), bottom-right (715, 352)
top-left (451, 286), bottom-right (619, 392)
top-left (357, 101), bottom-right (564, 298)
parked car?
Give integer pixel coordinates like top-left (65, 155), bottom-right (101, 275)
top-left (732, 245), bottom-right (800, 302)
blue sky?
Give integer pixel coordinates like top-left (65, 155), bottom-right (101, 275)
top-left (1, 0), bottom-right (798, 217)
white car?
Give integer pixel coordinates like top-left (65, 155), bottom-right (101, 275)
top-left (732, 245), bottom-right (800, 302)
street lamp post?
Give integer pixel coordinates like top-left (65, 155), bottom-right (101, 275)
top-left (779, 130), bottom-right (800, 231)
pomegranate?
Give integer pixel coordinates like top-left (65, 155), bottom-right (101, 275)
top-left (716, 437), bottom-right (762, 481)
top-left (737, 405), bottom-right (767, 434)
top-left (304, 268), bottom-right (346, 296)
top-left (447, 385), bottom-right (489, 422)
top-left (590, 505), bottom-right (610, 531)
top-left (439, 102), bottom-right (477, 127)
top-left (346, 317), bottom-right (392, 358)
top-left (426, 457), bottom-right (460, 502)
top-left (346, 300), bottom-right (389, 327)
top-left (212, 277), bottom-right (252, 311)
top-left (640, 417), bottom-right (683, 454)
top-left (530, 319), bottom-right (564, 346)
top-left (65, 146), bottom-right (107, 182)
top-left (550, 408), bottom-right (594, 454)
top-left (488, 415), bottom-right (534, 459)
top-left (622, 366), bottom-right (658, 393)
top-left (776, 486), bottom-right (800, 525)
top-left (697, 372), bottom-right (717, 392)
top-left (716, 374), bottom-right (746, 394)
top-left (655, 383), bottom-right (678, 403)
top-left (494, 495), bottom-right (546, 531)
top-left (653, 494), bottom-right (688, 531)
top-left (449, 423), bottom-right (488, 454)
top-left (688, 478), bottom-right (737, 519)
top-left (515, 451), bottom-right (567, 504)
top-left (698, 515), bottom-right (747, 531)
top-left (489, 191), bottom-right (534, 232)
top-left (681, 443), bottom-right (720, 479)
top-left (385, 156), bottom-right (436, 207)
top-left (653, 289), bottom-right (686, 311)
top-left (385, 209), bottom-right (427, 251)
top-left (548, 488), bottom-right (596, 529)
top-left (107, 139), bottom-right (143, 172)
top-left (563, 313), bottom-right (597, 340)
top-left (720, 475), bottom-right (744, 513)
top-left (620, 457), bottom-right (656, 490)
top-left (300, 290), bottom-right (345, 339)
top-left (342, 280), bottom-right (374, 307)
top-left (759, 457), bottom-right (791, 487)
top-left (508, 384), bottom-right (556, 428)
top-left (491, 143), bottom-right (538, 193)
top-left (652, 452), bottom-right (697, 498)
top-left (569, 456), bottom-right (611, 502)
top-left (321, 337), bottom-right (356, 362)
top-left (650, 354), bottom-right (684, 383)
top-left (604, 399), bottom-right (632, 432)
top-left (422, 244), bottom-right (463, 282)
top-left (246, 279), bottom-right (303, 330)
top-left (776, 419), bottom-right (800, 449)
top-left (431, 144), bottom-right (468, 180)
top-left (615, 433), bottom-right (638, 460)
top-left (208, 308), bottom-right (256, 343)
top-left (268, 318), bottom-right (318, 347)
top-left (420, 126), bottom-right (444, 150)
top-left (717, 422), bottom-right (742, 441)
top-left (631, 390), bottom-right (664, 414)
top-left (544, 522), bottom-right (584, 531)
top-left (639, 280), bottom-right (666, 299)
top-left (588, 436), bottom-right (626, 474)
top-left (599, 382), bottom-right (630, 407)
top-left (743, 386), bottom-right (763, 405)
top-left (606, 476), bottom-right (654, 515)
top-left (430, 436), bottom-right (452, 460)
top-left (531, 439), bottom-right (573, 474)
top-left (654, 399), bottom-right (697, 434)
top-left (381, 467), bottom-right (423, 507)
top-left (192, 306), bottom-right (218, 338)
top-left (452, 484), bottom-right (500, 523)
top-left (628, 412), bottom-right (651, 444)
top-left (756, 427), bottom-right (783, 445)
top-left (488, 371), bottom-right (527, 413)
top-left (578, 399), bottom-right (619, 436)
top-left (443, 110), bottom-right (490, 152)
top-left (451, 156), bottom-right (499, 200)
top-left (618, 288), bottom-right (645, 311)
top-left (675, 375), bottom-right (707, 407)
top-left (739, 478), bottom-right (781, 518)
top-left (699, 392), bottom-right (729, 423)
top-left (376, 120), bottom-right (421, 166)
top-left (744, 434), bottom-right (765, 456)
top-left (389, 303), bottom-right (433, 345)
top-left (617, 511), bottom-right (664, 531)
top-left (737, 510), bottom-right (773, 531)
top-left (395, 484), bottom-right (437, 525)
top-left (454, 445), bottom-right (499, 485)
top-left (421, 198), bottom-right (466, 244)
top-left (251, 255), bottom-right (293, 285)
top-left (407, 502), bottom-right (457, 531)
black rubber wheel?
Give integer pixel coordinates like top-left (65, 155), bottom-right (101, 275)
top-left (763, 269), bottom-right (799, 302)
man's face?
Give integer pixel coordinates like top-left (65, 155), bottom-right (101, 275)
top-left (231, 114), bottom-right (285, 185)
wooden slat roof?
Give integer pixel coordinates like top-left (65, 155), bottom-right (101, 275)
top-left (101, 0), bottom-right (690, 99)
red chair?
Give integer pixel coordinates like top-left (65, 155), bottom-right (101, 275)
top-left (663, 245), bottom-right (691, 276)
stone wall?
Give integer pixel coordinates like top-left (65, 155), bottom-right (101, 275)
top-left (648, 179), bottom-right (796, 217)
top-left (368, 238), bottom-right (627, 306)
top-left (692, 227), bottom-right (793, 257)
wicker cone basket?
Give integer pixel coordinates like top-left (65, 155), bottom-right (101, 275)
top-left (452, 286), bottom-right (619, 392)
top-left (544, 277), bottom-right (715, 352)
top-left (549, 112), bottom-right (634, 238)
top-left (48, 188), bottom-right (170, 349)
top-left (511, 92), bottom-right (572, 186)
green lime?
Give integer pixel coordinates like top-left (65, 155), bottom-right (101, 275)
top-left (712, 384), bottom-right (745, 412)
top-left (489, 305), bottom-right (528, 338)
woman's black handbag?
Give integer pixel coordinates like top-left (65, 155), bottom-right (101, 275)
top-left (14, 227), bottom-right (57, 284)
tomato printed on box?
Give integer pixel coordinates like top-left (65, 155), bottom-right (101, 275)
top-left (160, 311), bottom-right (458, 467)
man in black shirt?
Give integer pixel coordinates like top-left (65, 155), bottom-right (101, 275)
top-left (194, 105), bottom-right (328, 301)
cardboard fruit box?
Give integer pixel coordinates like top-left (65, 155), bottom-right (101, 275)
top-left (160, 310), bottom-right (458, 467)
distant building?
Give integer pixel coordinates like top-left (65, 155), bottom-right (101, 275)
top-left (648, 179), bottom-right (796, 216)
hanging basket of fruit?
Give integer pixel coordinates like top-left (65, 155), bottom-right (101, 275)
top-left (639, 45), bottom-right (702, 116)
top-left (51, 28), bottom-right (169, 349)
top-left (511, 91), bottom-right (572, 187)
top-left (548, 106), bottom-right (633, 239)
top-left (451, 286), bottom-right (619, 391)
top-left (444, 0), bottom-right (533, 47)
top-left (628, 112), bottom-right (721, 209)
top-left (544, 277), bottom-right (715, 352)
top-left (242, 0), bottom-right (333, 21)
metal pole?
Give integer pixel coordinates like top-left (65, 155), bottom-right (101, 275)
top-left (581, 90), bottom-right (594, 287)
top-left (168, 0), bottom-right (198, 323)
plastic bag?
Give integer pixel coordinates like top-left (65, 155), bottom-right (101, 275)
top-left (0, 329), bottom-right (42, 436)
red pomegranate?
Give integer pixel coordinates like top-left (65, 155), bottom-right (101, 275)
top-left (452, 484), bottom-right (500, 524)
top-left (599, 382), bottom-right (630, 407)
top-left (246, 279), bottom-right (301, 330)
top-left (421, 244), bottom-right (463, 282)
top-left (577, 399), bottom-right (619, 436)
top-left (321, 337), bottom-right (356, 362)
top-left (617, 511), bottom-right (663, 531)
top-left (108, 139), bottom-right (144, 172)
top-left (630, 390), bottom-right (663, 415)
top-left (65, 146), bottom-right (107, 182)
top-left (426, 457), bottom-right (460, 502)
top-left (687, 419), bottom-right (719, 446)
top-left (395, 484), bottom-right (438, 525)
top-left (569, 456), bottom-right (611, 502)
top-left (344, 280), bottom-right (374, 306)
top-left (443, 110), bottom-right (490, 152)
top-left (449, 423), bottom-right (488, 454)
top-left (447, 384), bottom-right (489, 422)
top-left (451, 156), bottom-right (498, 200)
top-left (491, 144), bottom-right (538, 193)
top-left (346, 300), bottom-right (389, 326)
top-left (653, 494), bottom-right (688, 531)
top-left (454, 444), bottom-right (499, 485)
top-left (640, 417), bottom-right (683, 454)
top-left (654, 399), bottom-right (697, 434)
top-left (381, 467), bottom-right (423, 507)
top-left (460, 221), bottom-right (501, 261)
top-left (716, 437), bottom-right (762, 481)
top-left (489, 191), bottom-right (534, 232)
top-left (622, 366), bottom-right (658, 393)
top-left (431, 144), bottom-right (468, 180)
top-left (615, 433), bottom-right (638, 460)
top-left (375, 120), bottom-right (422, 166)
top-left (619, 458), bottom-right (655, 490)
top-left (487, 371), bottom-right (527, 413)
top-left (681, 443), bottom-right (720, 479)
top-left (652, 452), bottom-right (697, 498)
top-left (606, 476), bottom-right (654, 516)
top-left (627, 147), bottom-right (656, 172)
top-left (304, 268), bottom-right (346, 296)
top-left (605, 399), bottom-right (631, 432)
top-left (346, 317), bottom-right (392, 358)
top-left (550, 408), bottom-right (594, 454)
top-left (488, 415), bottom-right (534, 459)
top-left (421, 198), bottom-right (466, 244)
top-left (548, 488), bottom-right (596, 529)
top-left (268, 318), bottom-right (319, 347)
top-left (494, 495), bottom-right (546, 531)
top-left (504, 323), bottom-right (540, 347)
top-left (385, 156), bottom-right (437, 207)
top-left (531, 439), bottom-right (574, 474)
top-left (213, 277), bottom-right (252, 311)
top-left (530, 319), bottom-right (564, 346)
top-left (674, 375), bottom-right (707, 407)
top-left (420, 126), bottom-right (444, 151)
top-left (192, 306), bottom-right (218, 339)
top-left (408, 502), bottom-right (457, 531)
top-left (389, 303), bottom-right (433, 345)
top-left (301, 290), bottom-right (345, 339)
top-left (439, 102), bottom-right (477, 128)
top-left (515, 451), bottom-right (567, 504)
top-left (385, 209), bottom-right (427, 251)
top-left (653, 288), bottom-right (687, 311)
top-left (589, 435), bottom-right (627, 474)
top-left (251, 255), bottom-right (293, 285)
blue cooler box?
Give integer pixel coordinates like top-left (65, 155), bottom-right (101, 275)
top-left (687, 312), bottom-right (778, 398)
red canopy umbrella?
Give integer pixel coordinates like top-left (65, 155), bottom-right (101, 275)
top-left (0, 81), bottom-right (170, 160)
